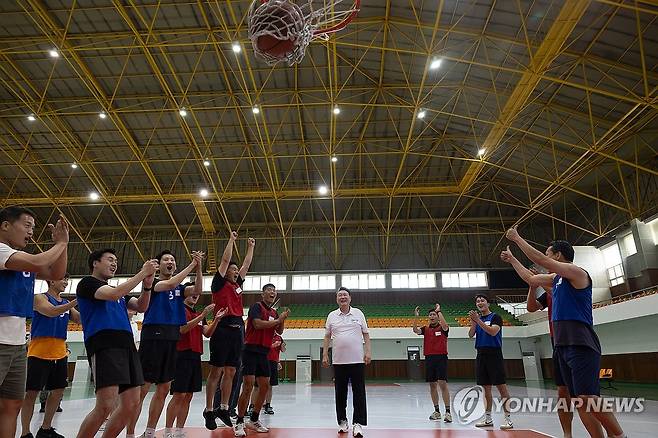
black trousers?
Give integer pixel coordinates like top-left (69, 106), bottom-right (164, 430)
top-left (334, 363), bottom-right (367, 426)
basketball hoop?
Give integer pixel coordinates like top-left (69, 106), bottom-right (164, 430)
top-left (248, 0), bottom-right (360, 65)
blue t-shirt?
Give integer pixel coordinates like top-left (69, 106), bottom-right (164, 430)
top-left (31, 293), bottom-right (70, 340)
top-left (474, 312), bottom-right (503, 349)
top-left (142, 280), bottom-right (186, 326)
top-left (0, 268), bottom-right (35, 318)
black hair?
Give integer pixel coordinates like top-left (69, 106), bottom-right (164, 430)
top-left (47, 272), bottom-right (70, 286)
top-left (428, 308), bottom-right (438, 315)
top-left (549, 240), bottom-right (575, 262)
top-left (0, 206), bottom-right (36, 225)
top-left (475, 294), bottom-right (489, 303)
top-left (262, 283), bottom-right (276, 292)
top-left (228, 260), bottom-right (239, 268)
top-left (337, 286), bottom-right (351, 295)
top-left (88, 248), bottom-right (116, 272)
top-left (156, 249), bottom-right (175, 264)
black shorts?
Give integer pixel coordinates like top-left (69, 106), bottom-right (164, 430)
top-left (139, 339), bottom-right (179, 384)
top-left (91, 346), bottom-right (144, 393)
top-left (26, 356), bottom-right (68, 391)
top-left (476, 349), bottom-right (506, 386)
top-left (554, 345), bottom-right (600, 397)
top-left (552, 349), bottom-right (565, 387)
top-left (209, 326), bottom-right (243, 368)
top-left (425, 354), bottom-right (448, 382)
top-left (242, 350), bottom-right (270, 378)
top-left (170, 350), bottom-right (202, 394)
top-left (269, 361), bottom-right (279, 386)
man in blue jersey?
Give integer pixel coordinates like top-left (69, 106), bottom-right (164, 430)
top-left (126, 250), bottom-right (204, 438)
top-left (20, 274), bottom-right (79, 438)
top-left (0, 207), bottom-right (68, 438)
top-left (468, 294), bottom-right (513, 430)
top-left (76, 249), bottom-right (158, 438)
top-left (505, 227), bottom-right (626, 438)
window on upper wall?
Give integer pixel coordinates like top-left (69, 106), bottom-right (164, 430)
top-left (601, 243), bottom-right (624, 286)
top-left (622, 233), bottom-right (637, 256)
top-left (341, 273), bottom-right (386, 290)
top-left (291, 274), bottom-right (336, 291)
top-left (441, 271), bottom-right (487, 288)
top-left (242, 275), bottom-right (287, 292)
top-left (391, 273), bottom-right (436, 289)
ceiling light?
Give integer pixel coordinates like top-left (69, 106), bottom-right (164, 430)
top-left (429, 58), bottom-right (442, 70)
top-left (232, 42), bottom-right (241, 53)
top-left (27, 114), bottom-right (36, 122)
top-left (417, 110), bottom-right (426, 119)
top-left (89, 192), bottom-right (100, 201)
top-left (71, 163), bottom-right (78, 169)
top-left (203, 159), bottom-right (211, 167)
top-left (179, 108), bottom-right (188, 117)
top-left (49, 49), bottom-right (59, 58)
top-left (99, 111), bottom-right (107, 119)
top-left (331, 156), bottom-right (338, 163)
top-left (477, 148), bottom-right (486, 157)
top-left (333, 106), bottom-right (340, 115)
top-left (252, 106), bottom-right (260, 114)
top-left (199, 189), bottom-right (209, 197)
top-left (318, 185), bottom-right (329, 195)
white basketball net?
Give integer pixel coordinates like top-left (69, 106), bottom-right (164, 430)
top-left (248, 0), bottom-right (359, 65)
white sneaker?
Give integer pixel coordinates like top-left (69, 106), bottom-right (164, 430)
top-left (443, 412), bottom-right (452, 423)
top-left (245, 420), bottom-right (269, 433)
top-left (338, 420), bottom-right (349, 433)
top-left (353, 423), bottom-right (364, 437)
top-left (429, 411), bottom-right (441, 421)
top-left (475, 418), bottom-right (493, 427)
top-left (233, 422), bottom-right (246, 437)
top-left (500, 417), bottom-right (514, 430)
top-left (174, 430), bottom-right (187, 438)
top-left (164, 430), bottom-right (174, 438)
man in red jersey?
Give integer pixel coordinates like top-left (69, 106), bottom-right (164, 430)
top-left (203, 231), bottom-right (255, 430)
top-left (233, 283), bottom-right (289, 437)
top-left (413, 304), bottom-right (452, 423)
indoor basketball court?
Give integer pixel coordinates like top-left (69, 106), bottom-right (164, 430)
top-left (0, 0), bottom-right (657, 438)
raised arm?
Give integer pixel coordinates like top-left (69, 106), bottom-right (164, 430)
top-left (184, 253), bottom-right (205, 297)
top-left (154, 252), bottom-right (202, 292)
top-left (500, 246), bottom-right (554, 289)
top-left (203, 307), bottom-right (227, 338)
top-left (435, 303), bottom-right (450, 332)
top-left (218, 231), bottom-right (238, 277)
top-left (95, 259), bottom-right (158, 302)
top-left (412, 306), bottom-right (422, 335)
top-left (33, 294), bottom-right (77, 317)
top-left (506, 226), bottom-right (587, 286)
top-left (468, 311), bottom-right (477, 338)
top-left (239, 237), bottom-right (255, 279)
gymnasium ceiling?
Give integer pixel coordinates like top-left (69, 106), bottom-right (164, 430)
top-left (0, 0), bottom-right (657, 271)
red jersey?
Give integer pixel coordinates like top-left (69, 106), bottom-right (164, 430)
top-left (267, 333), bottom-right (283, 362)
top-left (177, 305), bottom-right (204, 354)
top-left (245, 302), bottom-right (278, 354)
top-left (421, 324), bottom-right (449, 355)
top-left (211, 274), bottom-right (244, 325)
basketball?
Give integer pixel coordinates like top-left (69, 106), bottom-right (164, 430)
top-left (256, 34), bottom-right (296, 58)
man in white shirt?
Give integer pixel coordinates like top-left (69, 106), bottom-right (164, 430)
top-left (322, 287), bottom-right (371, 438)
top-left (0, 206), bottom-right (69, 438)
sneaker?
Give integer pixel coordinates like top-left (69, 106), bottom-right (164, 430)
top-left (164, 431), bottom-right (174, 438)
top-left (338, 420), bottom-right (349, 433)
top-left (203, 409), bottom-right (217, 430)
top-left (429, 411), bottom-right (441, 421)
top-left (475, 418), bottom-right (494, 427)
top-left (443, 412), bottom-right (452, 423)
top-left (214, 408), bottom-right (233, 428)
top-left (264, 404), bottom-right (274, 415)
top-left (500, 418), bottom-right (514, 430)
top-left (39, 403), bottom-right (45, 413)
top-left (233, 422), bottom-right (246, 437)
top-left (173, 431), bottom-right (187, 438)
top-left (353, 424), bottom-right (364, 437)
top-left (35, 428), bottom-right (64, 438)
top-left (20, 434), bottom-right (34, 438)
top-left (56, 405), bottom-right (62, 413)
top-left (246, 420), bottom-right (269, 433)
top-left (229, 408), bottom-right (238, 419)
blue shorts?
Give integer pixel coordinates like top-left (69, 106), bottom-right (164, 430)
top-left (554, 346), bottom-right (600, 397)
top-left (552, 349), bottom-right (565, 387)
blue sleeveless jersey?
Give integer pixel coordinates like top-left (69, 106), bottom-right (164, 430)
top-left (0, 269), bottom-right (35, 318)
top-left (76, 277), bottom-right (132, 340)
top-left (475, 312), bottom-right (503, 348)
top-left (31, 294), bottom-right (70, 339)
top-left (142, 282), bottom-right (186, 326)
top-left (551, 274), bottom-right (593, 325)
